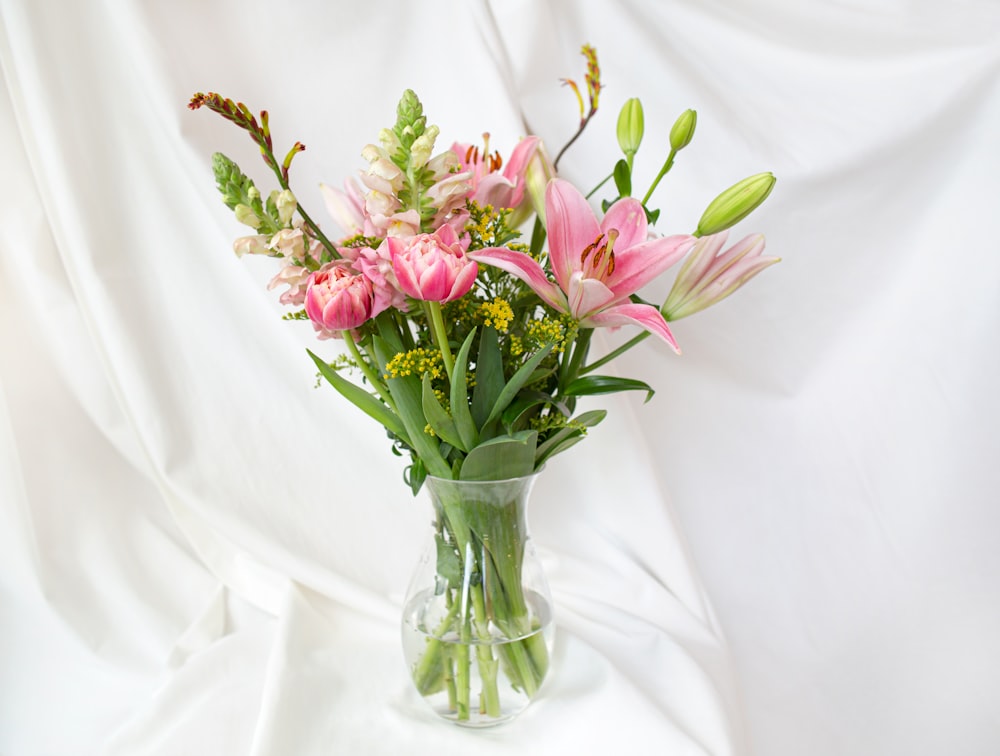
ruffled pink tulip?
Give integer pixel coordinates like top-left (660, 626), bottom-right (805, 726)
top-left (305, 263), bottom-right (375, 332)
top-left (470, 179), bottom-right (695, 351)
top-left (661, 231), bottom-right (778, 320)
top-left (387, 224), bottom-right (477, 303)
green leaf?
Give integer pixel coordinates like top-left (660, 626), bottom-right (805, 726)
top-left (435, 532), bottom-right (462, 585)
top-left (406, 458), bottom-right (427, 496)
top-left (471, 327), bottom-right (503, 428)
top-left (422, 375), bottom-right (466, 452)
top-left (307, 349), bottom-right (410, 445)
top-left (459, 431), bottom-right (539, 481)
top-left (450, 329), bottom-right (480, 451)
top-left (613, 158), bottom-right (632, 197)
top-left (372, 336), bottom-right (451, 478)
top-left (563, 375), bottom-right (655, 403)
top-left (483, 342), bottom-right (555, 428)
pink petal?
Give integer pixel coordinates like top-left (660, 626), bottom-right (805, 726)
top-left (418, 260), bottom-right (449, 301)
top-left (467, 247), bottom-right (567, 312)
top-left (473, 174), bottom-right (516, 209)
top-left (564, 271), bottom-right (616, 319)
top-left (503, 136), bottom-right (541, 182)
top-left (600, 197), bottom-right (647, 251)
top-left (672, 232), bottom-right (729, 296)
top-left (604, 234), bottom-right (696, 300)
top-left (446, 259), bottom-right (479, 302)
top-left (545, 179), bottom-right (601, 293)
top-left (584, 303), bottom-right (681, 354)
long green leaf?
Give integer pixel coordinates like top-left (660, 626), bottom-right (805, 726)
top-left (459, 431), bottom-right (539, 481)
top-left (471, 327), bottom-right (503, 427)
top-left (422, 375), bottom-right (466, 452)
top-left (563, 375), bottom-right (655, 403)
top-left (450, 329), bottom-right (479, 451)
top-left (307, 349), bottom-right (410, 444)
top-left (372, 336), bottom-right (451, 478)
top-left (484, 343), bottom-right (555, 427)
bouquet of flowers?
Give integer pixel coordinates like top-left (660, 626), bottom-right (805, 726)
top-left (189, 46), bottom-right (777, 725)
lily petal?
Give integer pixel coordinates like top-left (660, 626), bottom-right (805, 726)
top-left (467, 247), bottom-right (567, 312)
top-left (545, 179), bottom-right (601, 292)
top-left (600, 197), bottom-right (648, 251)
top-left (604, 234), bottom-right (696, 300)
top-left (565, 271), bottom-right (617, 319)
top-left (584, 302), bottom-right (681, 354)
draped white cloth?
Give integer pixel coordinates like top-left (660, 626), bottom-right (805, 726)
top-left (2, 1), bottom-right (999, 754)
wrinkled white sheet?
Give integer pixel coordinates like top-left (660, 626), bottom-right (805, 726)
top-left (1, 1), bottom-right (998, 754)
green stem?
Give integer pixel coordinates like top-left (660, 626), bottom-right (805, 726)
top-left (470, 581), bottom-right (501, 717)
top-left (343, 331), bottom-right (397, 412)
top-left (394, 310), bottom-right (415, 351)
top-left (411, 598), bottom-right (460, 696)
top-left (426, 301), bottom-right (455, 383)
top-left (554, 111), bottom-right (597, 170)
top-left (641, 148), bottom-right (678, 206)
top-left (255, 142), bottom-right (341, 262)
top-left (559, 328), bottom-right (593, 390)
top-left (580, 331), bottom-right (649, 375)
top-left (585, 172), bottom-right (614, 199)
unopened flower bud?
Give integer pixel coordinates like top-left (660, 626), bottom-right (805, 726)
top-left (379, 128), bottom-right (401, 154)
top-left (696, 172), bottom-right (776, 236)
top-left (234, 203), bottom-right (261, 229)
top-left (275, 189), bottom-right (297, 225)
top-left (410, 124), bottom-right (439, 167)
top-left (247, 186), bottom-right (261, 202)
top-left (616, 98), bottom-right (644, 156)
top-left (669, 109), bottom-right (697, 151)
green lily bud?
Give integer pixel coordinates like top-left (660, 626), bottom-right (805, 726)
top-left (616, 98), bottom-right (644, 156)
top-left (669, 109), bottom-right (697, 151)
top-left (234, 203), bottom-right (261, 229)
top-left (696, 172), bottom-right (776, 236)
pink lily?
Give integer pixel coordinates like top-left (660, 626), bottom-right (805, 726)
top-left (469, 179), bottom-right (695, 351)
top-left (661, 231), bottom-right (778, 320)
top-left (452, 135), bottom-right (541, 210)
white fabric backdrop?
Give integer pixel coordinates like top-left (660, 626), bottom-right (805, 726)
top-left (1, 1), bottom-right (998, 754)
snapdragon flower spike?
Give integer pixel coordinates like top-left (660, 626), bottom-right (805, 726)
top-left (469, 179), bottom-right (695, 352)
top-left (662, 231), bottom-right (778, 320)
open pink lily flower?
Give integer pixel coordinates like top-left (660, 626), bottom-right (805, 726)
top-left (469, 179), bottom-right (695, 351)
top-left (661, 231), bottom-right (778, 320)
top-left (452, 135), bottom-right (541, 210)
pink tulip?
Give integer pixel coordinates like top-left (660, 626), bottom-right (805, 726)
top-left (469, 179), bottom-right (695, 351)
top-left (452, 135), bottom-right (541, 210)
top-left (304, 263), bottom-right (375, 332)
top-left (661, 231), bottom-right (778, 320)
top-left (387, 224), bottom-right (477, 303)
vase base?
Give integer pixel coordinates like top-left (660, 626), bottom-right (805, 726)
top-left (402, 587), bottom-right (554, 726)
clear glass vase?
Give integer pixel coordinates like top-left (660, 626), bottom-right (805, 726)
top-left (401, 473), bottom-right (554, 727)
